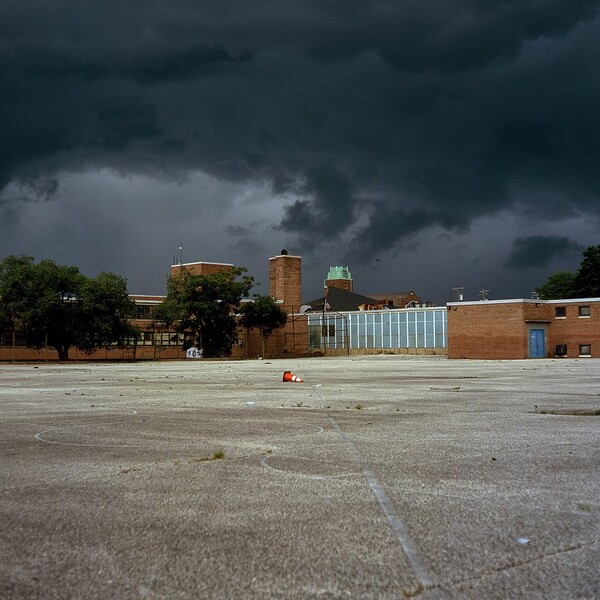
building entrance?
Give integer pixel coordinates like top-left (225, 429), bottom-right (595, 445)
top-left (529, 328), bottom-right (546, 358)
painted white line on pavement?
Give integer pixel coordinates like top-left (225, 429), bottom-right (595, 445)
top-left (303, 375), bottom-right (441, 599)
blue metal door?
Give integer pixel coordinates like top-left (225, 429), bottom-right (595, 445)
top-left (529, 329), bottom-right (545, 358)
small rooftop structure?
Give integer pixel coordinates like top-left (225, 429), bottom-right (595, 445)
top-left (325, 266), bottom-right (353, 292)
top-left (326, 266), bottom-right (352, 281)
top-left (367, 291), bottom-right (422, 308)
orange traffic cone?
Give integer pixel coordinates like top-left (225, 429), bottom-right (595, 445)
top-left (282, 371), bottom-right (304, 383)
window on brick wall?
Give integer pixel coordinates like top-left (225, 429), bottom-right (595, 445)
top-left (555, 344), bottom-right (567, 356)
top-left (579, 344), bottom-right (591, 356)
top-left (135, 304), bottom-right (153, 319)
top-left (141, 331), bottom-right (154, 345)
top-left (578, 305), bottom-right (590, 317)
top-left (128, 304), bottom-right (153, 319)
top-left (555, 306), bottom-right (566, 318)
top-left (157, 332), bottom-right (180, 346)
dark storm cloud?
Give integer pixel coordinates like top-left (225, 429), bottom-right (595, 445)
top-left (505, 236), bottom-right (585, 270)
top-left (1, 0), bottom-right (600, 263)
top-left (279, 162), bottom-right (355, 234)
top-left (345, 205), bottom-right (464, 261)
top-left (131, 45), bottom-right (256, 84)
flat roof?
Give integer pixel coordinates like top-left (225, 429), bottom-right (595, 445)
top-left (447, 297), bottom-right (600, 306)
top-left (171, 261), bottom-right (234, 267)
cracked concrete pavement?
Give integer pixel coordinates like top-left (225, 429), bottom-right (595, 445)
top-left (1, 356), bottom-right (599, 599)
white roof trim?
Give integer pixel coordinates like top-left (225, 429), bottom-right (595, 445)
top-left (447, 297), bottom-right (600, 306)
top-left (171, 261), bottom-right (234, 267)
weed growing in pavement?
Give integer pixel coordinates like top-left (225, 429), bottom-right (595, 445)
top-left (192, 450), bottom-right (225, 462)
top-left (355, 404), bottom-right (363, 410)
top-left (402, 582), bottom-right (424, 598)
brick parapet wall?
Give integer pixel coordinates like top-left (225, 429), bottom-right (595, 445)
top-left (170, 262), bottom-right (234, 277)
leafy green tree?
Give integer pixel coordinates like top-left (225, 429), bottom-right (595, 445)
top-left (573, 244), bottom-right (600, 298)
top-left (535, 244), bottom-right (600, 299)
top-left (153, 267), bottom-right (254, 358)
top-left (0, 255), bottom-right (138, 360)
top-left (535, 271), bottom-right (576, 299)
top-left (77, 272), bottom-right (140, 354)
top-left (0, 255), bottom-right (39, 331)
top-left (239, 295), bottom-right (288, 358)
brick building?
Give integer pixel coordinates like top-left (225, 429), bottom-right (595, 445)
top-left (162, 251), bottom-right (309, 359)
top-left (366, 291), bottom-right (422, 309)
top-left (448, 298), bottom-right (600, 359)
top-left (170, 261), bottom-right (234, 277)
top-left (163, 252), bottom-right (308, 359)
top-left (6, 249), bottom-right (596, 361)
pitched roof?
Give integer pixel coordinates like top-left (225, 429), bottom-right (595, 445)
top-left (304, 286), bottom-right (379, 312)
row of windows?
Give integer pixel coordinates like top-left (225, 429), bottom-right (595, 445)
top-left (0, 331), bottom-right (180, 347)
top-left (555, 305), bottom-right (591, 318)
top-left (130, 305), bottom-right (154, 320)
top-left (134, 332), bottom-right (181, 346)
top-left (555, 344), bottom-right (592, 357)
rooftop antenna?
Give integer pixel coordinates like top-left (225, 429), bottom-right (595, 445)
top-left (451, 287), bottom-right (465, 302)
top-left (179, 243), bottom-right (183, 265)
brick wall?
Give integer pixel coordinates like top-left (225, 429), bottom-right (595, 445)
top-left (448, 299), bottom-right (600, 359)
top-left (449, 302), bottom-right (520, 359)
top-left (325, 279), bottom-right (353, 292)
top-left (0, 345), bottom-right (184, 362)
top-left (170, 262), bottom-right (234, 277)
top-left (547, 301), bottom-right (600, 358)
top-left (230, 313), bottom-right (310, 359)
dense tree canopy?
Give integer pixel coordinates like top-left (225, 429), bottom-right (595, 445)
top-left (534, 271), bottom-right (576, 300)
top-left (239, 295), bottom-right (288, 358)
top-left (535, 244), bottom-right (600, 299)
top-left (153, 267), bottom-right (254, 358)
top-left (0, 255), bottom-right (138, 360)
top-left (573, 245), bottom-right (600, 298)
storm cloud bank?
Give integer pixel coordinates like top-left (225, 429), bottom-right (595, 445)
top-left (2, 1), bottom-right (600, 298)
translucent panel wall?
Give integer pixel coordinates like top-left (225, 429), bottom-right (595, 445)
top-left (308, 308), bottom-right (447, 350)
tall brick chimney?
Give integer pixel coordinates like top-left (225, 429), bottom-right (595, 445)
top-left (269, 250), bottom-right (302, 313)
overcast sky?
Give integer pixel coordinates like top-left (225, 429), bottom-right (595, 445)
top-left (2, 1), bottom-right (599, 303)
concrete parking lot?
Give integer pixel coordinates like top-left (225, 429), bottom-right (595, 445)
top-left (1, 356), bottom-right (599, 599)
